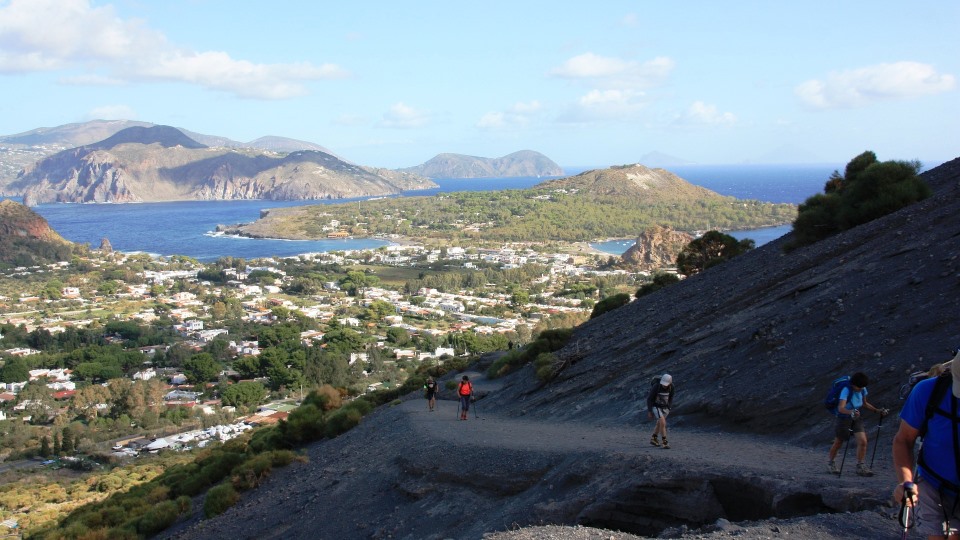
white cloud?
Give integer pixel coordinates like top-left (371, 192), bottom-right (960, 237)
top-left (0, 0), bottom-right (347, 99)
top-left (558, 89), bottom-right (649, 123)
top-left (85, 104), bottom-right (137, 120)
top-left (380, 102), bottom-right (429, 129)
top-left (681, 101), bottom-right (737, 125)
top-left (550, 53), bottom-right (674, 89)
top-left (477, 100), bottom-right (542, 129)
top-left (796, 61), bottom-right (955, 109)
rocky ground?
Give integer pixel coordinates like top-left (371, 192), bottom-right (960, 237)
top-left (164, 157), bottom-right (959, 540)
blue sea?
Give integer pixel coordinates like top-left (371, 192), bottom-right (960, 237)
top-left (11, 164), bottom-right (843, 261)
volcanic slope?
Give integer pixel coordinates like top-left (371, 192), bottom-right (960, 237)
top-left (166, 157), bottom-right (959, 539)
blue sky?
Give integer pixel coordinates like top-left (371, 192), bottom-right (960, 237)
top-left (0, 0), bottom-right (956, 169)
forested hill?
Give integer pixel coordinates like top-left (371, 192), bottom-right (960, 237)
top-left (399, 150), bottom-right (564, 178)
top-left (538, 164), bottom-right (720, 199)
top-left (221, 164), bottom-right (797, 243)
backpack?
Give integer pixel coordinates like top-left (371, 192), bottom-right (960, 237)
top-left (900, 362), bottom-right (952, 403)
top-left (823, 375), bottom-right (851, 415)
top-left (458, 381), bottom-right (472, 396)
top-left (915, 373), bottom-right (959, 492)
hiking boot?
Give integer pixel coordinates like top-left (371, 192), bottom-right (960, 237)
top-left (828, 461), bottom-right (840, 475)
top-left (650, 434), bottom-right (660, 447)
top-left (856, 463), bottom-right (873, 477)
top-left (661, 437), bottom-right (670, 449)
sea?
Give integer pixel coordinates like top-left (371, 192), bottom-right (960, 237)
top-left (10, 163), bottom-right (848, 262)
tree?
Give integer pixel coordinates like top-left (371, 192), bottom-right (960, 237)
top-left (183, 353), bottom-right (221, 384)
top-left (220, 381), bottom-right (267, 410)
top-left (676, 231), bottom-right (754, 277)
top-left (0, 357), bottom-right (30, 383)
top-left (61, 426), bottom-right (74, 454)
top-left (636, 273), bottom-right (680, 298)
top-left (789, 151), bottom-right (929, 250)
top-left (40, 435), bottom-right (51, 458)
top-left (385, 327), bottom-right (410, 346)
top-left (53, 433), bottom-right (61, 456)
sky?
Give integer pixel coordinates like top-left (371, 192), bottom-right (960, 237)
top-left (0, 0), bottom-right (957, 170)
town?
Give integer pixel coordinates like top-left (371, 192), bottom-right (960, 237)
top-left (0, 239), bottom-right (649, 462)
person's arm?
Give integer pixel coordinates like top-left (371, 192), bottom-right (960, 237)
top-left (892, 419), bottom-right (920, 506)
top-left (863, 398), bottom-right (888, 415)
top-left (837, 398), bottom-right (855, 416)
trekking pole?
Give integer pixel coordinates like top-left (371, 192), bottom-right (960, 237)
top-left (899, 482), bottom-right (916, 540)
top-left (838, 427), bottom-right (853, 477)
top-left (456, 399), bottom-right (460, 420)
top-left (869, 412), bottom-right (884, 469)
top-left (472, 395), bottom-right (478, 419)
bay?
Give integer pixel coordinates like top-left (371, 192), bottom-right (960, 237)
top-left (13, 164), bottom-right (840, 262)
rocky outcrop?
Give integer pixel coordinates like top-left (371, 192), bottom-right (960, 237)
top-left (400, 150), bottom-right (564, 178)
top-left (0, 199), bottom-right (72, 264)
top-left (10, 127), bottom-right (437, 204)
top-left (99, 237), bottom-right (113, 253)
top-left (620, 226), bottom-right (693, 270)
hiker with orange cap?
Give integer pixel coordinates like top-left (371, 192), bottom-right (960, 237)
top-left (648, 373), bottom-right (674, 449)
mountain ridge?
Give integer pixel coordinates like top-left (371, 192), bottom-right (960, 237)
top-left (10, 126), bottom-right (437, 204)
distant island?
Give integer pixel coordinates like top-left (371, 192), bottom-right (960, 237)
top-left (221, 164), bottom-right (796, 244)
top-left (398, 150), bottom-right (564, 179)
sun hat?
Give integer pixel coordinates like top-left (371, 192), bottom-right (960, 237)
top-left (660, 374), bottom-right (672, 386)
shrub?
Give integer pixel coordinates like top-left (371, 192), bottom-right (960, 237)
top-left (324, 408), bottom-right (362, 438)
top-left (534, 353), bottom-right (557, 382)
top-left (203, 483), bottom-right (240, 518)
top-left (247, 425), bottom-right (286, 454)
top-left (137, 500), bottom-right (179, 536)
top-left (636, 272), bottom-right (680, 298)
top-left (175, 495), bottom-right (192, 514)
top-left (231, 454), bottom-right (273, 491)
top-left (589, 293), bottom-right (631, 319)
top-left (486, 328), bottom-right (573, 379)
top-left (280, 404), bottom-right (325, 445)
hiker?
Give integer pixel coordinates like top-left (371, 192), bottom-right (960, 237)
top-left (892, 351), bottom-right (960, 539)
top-left (458, 375), bottom-right (473, 420)
top-left (424, 377), bottom-right (437, 412)
top-left (827, 371), bottom-right (889, 476)
top-left (647, 373), bottom-right (674, 449)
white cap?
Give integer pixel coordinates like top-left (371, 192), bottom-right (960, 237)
top-left (660, 374), bottom-right (673, 386)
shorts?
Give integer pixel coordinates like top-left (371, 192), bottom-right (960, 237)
top-left (915, 477), bottom-right (960, 537)
top-left (834, 416), bottom-right (864, 440)
top-left (652, 407), bottom-right (669, 420)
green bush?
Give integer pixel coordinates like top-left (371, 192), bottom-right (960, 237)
top-left (232, 453), bottom-right (273, 491)
top-left (486, 327), bottom-right (574, 379)
top-left (534, 352), bottom-right (557, 382)
top-left (203, 483), bottom-right (240, 518)
top-left (788, 151), bottom-right (929, 251)
top-left (325, 408), bottom-right (362, 438)
top-left (175, 494), bottom-right (192, 514)
top-left (636, 272), bottom-right (680, 298)
top-left (247, 425), bottom-right (286, 454)
top-left (589, 293), bottom-right (631, 319)
top-left (280, 404), bottom-right (325, 445)
top-left (137, 500), bottom-right (180, 536)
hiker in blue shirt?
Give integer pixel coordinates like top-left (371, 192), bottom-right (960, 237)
top-left (893, 352), bottom-right (960, 539)
top-left (827, 372), bottom-right (888, 476)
